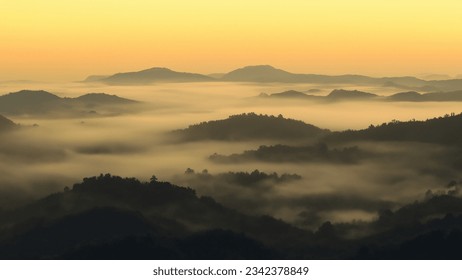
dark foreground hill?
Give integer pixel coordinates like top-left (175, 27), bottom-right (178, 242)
top-left (0, 174), bottom-right (308, 259)
top-left (170, 113), bottom-right (329, 142)
top-left (0, 90), bottom-right (140, 116)
top-left (1, 174), bottom-right (462, 259)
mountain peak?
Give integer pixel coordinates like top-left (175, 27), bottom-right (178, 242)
top-left (327, 89), bottom-right (377, 99)
top-left (222, 65), bottom-right (294, 82)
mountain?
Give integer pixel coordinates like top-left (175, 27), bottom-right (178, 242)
top-left (223, 65), bottom-right (462, 91)
top-left (170, 113), bottom-right (329, 142)
top-left (0, 90), bottom-right (139, 116)
top-left (0, 115), bottom-right (16, 132)
top-left (327, 89), bottom-right (378, 100)
top-left (96, 67), bottom-right (215, 85)
top-left (82, 65), bottom-right (462, 91)
top-left (221, 65), bottom-right (435, 89)
top-left (222, 65), bottom-right (303, 82)
top-left (259, 88), bottom-right (462, 102)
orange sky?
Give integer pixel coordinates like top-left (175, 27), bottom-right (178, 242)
top-left (1, 0), bottom-right (462, 81)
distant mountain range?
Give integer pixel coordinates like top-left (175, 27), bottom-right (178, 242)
top-left (0, 90), bottom-right (139, 116)
top-left (84, 65), bottom-right (462, 91)
top-left (259, 89), bottom-right (462, 102)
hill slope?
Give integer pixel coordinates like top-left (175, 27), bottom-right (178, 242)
top-left (170, 113), bottom-right (329, 142)
top-left (326, 113), bottom-right (462, 146)
top-left (0, 174), bottom-right (309, 259)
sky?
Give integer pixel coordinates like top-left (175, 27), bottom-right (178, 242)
top-left (1, 0), bottom-right (462, 81)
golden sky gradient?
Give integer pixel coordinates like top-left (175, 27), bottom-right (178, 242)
top-left (1, 0), bottom-right (462, 81)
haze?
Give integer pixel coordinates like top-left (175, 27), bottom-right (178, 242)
top-left (1, 80), bottom-right (461, 225)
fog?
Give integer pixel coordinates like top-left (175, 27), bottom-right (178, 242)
top-left (1, 81), bottom-right (461, 228)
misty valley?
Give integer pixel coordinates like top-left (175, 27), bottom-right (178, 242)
top-left (2, 65), bottom-right (462, 259)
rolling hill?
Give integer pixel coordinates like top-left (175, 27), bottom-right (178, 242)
top-left (1, 174), bottom-right (462, 259)
top-left (0, 174), bottom-right (308, 259)
top-left (0, 90), bottom-right (139, 116)
top-left (260, 89), bottom-right (462, 102)
top-left (170, 113), bottom-right (329, 142)
top-left (326, 112), bottom-right (462, 146)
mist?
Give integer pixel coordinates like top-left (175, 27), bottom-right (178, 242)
top-left (0, 81), bottom-right (459, 228)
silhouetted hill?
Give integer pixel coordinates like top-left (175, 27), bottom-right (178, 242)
top-left (0, 90), bottom-right (139, 116)
top-left (259, 90), bottom-right (318, 100)
top-left (424, 90), bottom-right (462, 101)
top-left (351, 195), bottom-right (462, 259)
top-left (209, 143), bottom-right (364, 164)
top-left (260, 88), bottom-right (462, 102)
top-left (222, 65), bottom-right (378, 84)
top-left (178, 169), bottom-right (301, 191)
top-left (327, 89), bottom-right (378, 100)
top-left (2, 175), bottom-right (462, 259)
top-left (73, 93), bottom-right (137, 105)
top-left (222, 65), bottom-right (302, 82)
top-left (0, 90), bottom-right (60, 107)
top-left (387, 91), bottom-right (422, 101)
top-left (171, 113), bottom-right (329, 142)
top-left (226, 65), bottom-right (462, 91)
top-left (0, 115), bottom-right (17, 132)
top-left (387, 90), bottom-right (462, 102)
top-left (98, 67), bottom-right (215, 85)
top-left (0, 174), bottom-right (310, 259)
top-left (326, 113), bottom-right (462, 146)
